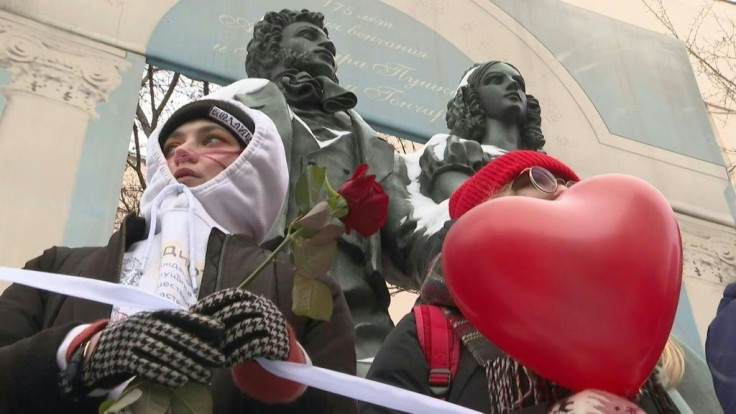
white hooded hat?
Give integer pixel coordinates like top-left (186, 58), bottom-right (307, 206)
top-left (141, 95), bottom-right (288, 244)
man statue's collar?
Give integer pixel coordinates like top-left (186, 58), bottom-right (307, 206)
top-left (275, 70), bottom-right (357, 113)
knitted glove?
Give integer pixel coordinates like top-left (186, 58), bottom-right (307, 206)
top-left (191, 288), bottom-right (291, 365)
top-left (80, 310), bottom-right (225, 390)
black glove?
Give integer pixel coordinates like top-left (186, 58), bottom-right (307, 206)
top-left (191, 288), bottom-right (291, 365)
top-left (75, 310), bottom-right (225, 391)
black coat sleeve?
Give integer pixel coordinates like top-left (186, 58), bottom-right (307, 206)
top-left (706, 282), bottom-right (736, 413)
top-left (0, 247), bottom-right (98, 413)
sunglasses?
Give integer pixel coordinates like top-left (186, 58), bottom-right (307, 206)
top-left (511, 166), bottom-right (576, 194)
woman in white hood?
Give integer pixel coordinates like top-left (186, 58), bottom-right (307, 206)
top-left (0, 96), bottom-right (356, 413)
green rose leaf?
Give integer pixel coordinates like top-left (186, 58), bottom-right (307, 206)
top-left (292, 238), bottom-right (337, 279)
top-left (98, 400), bottom-right (115, 414)
top-left (100, 383), bottom-right (144, 413)
top-left (295, 165), bottom-right (326, 215)
top-left (308, 222), bottom-right (345, 246)
top-left (170, 383), bottom-right (213, 414)
top-left (129, 382), bottom-right (171, 414)
top-left (99, 380), bottom-right (213, 414)
top-left (292, 201), bottom-right (331, 232)
top-left (292, 274), bottom-right (333, 320)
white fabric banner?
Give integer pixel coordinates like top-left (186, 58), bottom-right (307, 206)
top-left (0, 267), bottom-right (184, 311)
top-left (0, 266), bottom-right (480, 414)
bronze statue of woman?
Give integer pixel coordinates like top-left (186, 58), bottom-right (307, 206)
top-left (389, 60), bottom-right (546, 283)
top-left (418, 60), bottom-right (545, 203)
top-left (447, 61), bottom-right (544, 150)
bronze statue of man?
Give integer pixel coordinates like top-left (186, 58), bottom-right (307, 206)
top-left (235, 9), bottom-right (407, 362)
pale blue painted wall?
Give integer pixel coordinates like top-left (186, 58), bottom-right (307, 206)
top-left (0, 70), bottom-right (9, 115)
top-left (727, 185), bottom-right (736, 230)
top-left (489, 0), bottom-right (723, 166)
top-left (672, 288), bottom-right (706, 358)
top-left (62, 52), bottom-right (146, 247)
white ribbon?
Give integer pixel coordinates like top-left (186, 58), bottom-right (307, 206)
top-left (0, 266), bottom-right (480, 414)
top-left (255, 359), bottom-right (481, 413)
top-left (0, 267), bottom-right (184, 312)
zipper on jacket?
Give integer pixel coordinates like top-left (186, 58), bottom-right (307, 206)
top-left (215, 234), bottom-right (231, 292)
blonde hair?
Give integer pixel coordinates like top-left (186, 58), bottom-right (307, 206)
top-left (656, 336), bottom-right (685, 390)
top-left (489, 182), bottom-right (514, 200)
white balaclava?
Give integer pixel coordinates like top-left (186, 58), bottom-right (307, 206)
top-left (112, 95), bottom-right (288, 320)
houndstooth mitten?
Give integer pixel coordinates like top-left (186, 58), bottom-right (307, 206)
top-left (80, 310), bottom-right (226, 390)
top-left (191, 288), bottom-right (291, 365)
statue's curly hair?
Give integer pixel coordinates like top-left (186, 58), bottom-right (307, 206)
top-left (245, 9), bottom-right (328, 79)
top-left (445, 61), bottom-right (545, 151)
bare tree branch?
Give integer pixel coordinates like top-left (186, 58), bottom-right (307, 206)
top-left (642, 0), bottom-right (736, 179)
top-left (120, 187), bottom-right (132, 212)
top-left (687, 45), bottom-right (736, 99)
top-left (706, 101), bottom-right (736, 115)
top-left (135, 104), bottom-right (152, 136)
top-left (153, 72), bottom-right (181, 124)
top-left (642, 0), bottom-right (736, 115)
top-left (642, 0), bottom-right (678, 37)
top-left (131, 124), bottom-right (146, 190)
top-left (148, 66), bottom-right (156, 129)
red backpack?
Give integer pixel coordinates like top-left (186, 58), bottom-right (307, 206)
top-left (413, 304), bottom-right (460, 400)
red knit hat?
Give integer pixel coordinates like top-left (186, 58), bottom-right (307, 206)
top-left (449, 150), bottom-right (579, 219)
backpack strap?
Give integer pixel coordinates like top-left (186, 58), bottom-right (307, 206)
top-left (413, 304), bottom-right (460, 399)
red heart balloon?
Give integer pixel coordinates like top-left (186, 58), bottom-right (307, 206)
top-left (442, 174), bottom-right (681, 397)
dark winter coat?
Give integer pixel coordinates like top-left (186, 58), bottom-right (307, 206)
top-left (0, 214), bottom-right (357, 414)
top-left (706, 282), bottom-right (736, 413)
top-left (360, 312), bottom-right (672, 414)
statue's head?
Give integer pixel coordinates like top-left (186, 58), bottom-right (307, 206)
top-left (446, 60), bottom-right (545, 151)
top-left (246, 9), bottom-right (337, 82)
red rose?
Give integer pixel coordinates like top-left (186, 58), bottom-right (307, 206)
top-left (337, 164), bottom-right (389, 237)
